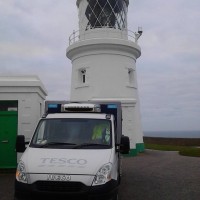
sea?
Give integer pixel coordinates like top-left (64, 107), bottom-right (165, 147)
top-left (143, 130), bottom-right (200, 138)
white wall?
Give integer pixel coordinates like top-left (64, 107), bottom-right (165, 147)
top-left (0, 76), bottom-right (47, 141)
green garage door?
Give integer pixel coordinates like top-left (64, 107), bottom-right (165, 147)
top-left (0, 111), bottom-right (18, 168)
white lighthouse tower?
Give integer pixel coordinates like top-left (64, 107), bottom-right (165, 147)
top-left (66, 0), bottom-right (144, 156)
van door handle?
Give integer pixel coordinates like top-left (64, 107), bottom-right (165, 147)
top-left (1, 140), bottom-right (9, 143)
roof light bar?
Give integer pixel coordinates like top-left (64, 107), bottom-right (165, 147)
top-left (61, 103), bottom-right (101, 113)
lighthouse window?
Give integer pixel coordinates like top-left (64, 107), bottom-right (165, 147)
top-left (85, 0), bottom-right (127, 30)
top-left (79, 69), bottom-right (86, 84)
top-left (128, 68), bottom-right (134, 85)
top-left (82, 73), bottom-right (86, 83)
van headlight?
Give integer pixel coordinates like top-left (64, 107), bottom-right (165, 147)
top-left (16, 161), bottom-right (28, 183)
top-left (92, 163), bottom-right (112, 186)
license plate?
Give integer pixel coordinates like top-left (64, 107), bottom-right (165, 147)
top-left (47, 174), bottom-right (71, 181)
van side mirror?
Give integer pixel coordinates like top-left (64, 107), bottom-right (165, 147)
top-left (16, 135), bottom-right (26, 152)
top-left (120, 135), bottom-right (130, 154)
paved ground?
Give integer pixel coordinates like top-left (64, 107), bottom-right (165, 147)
top-left (1, 150), bottom-right (200, 200)
top-left (119, 150), bottom-right (200, 200)
top-left (0, 173), bottom-right (15, 200)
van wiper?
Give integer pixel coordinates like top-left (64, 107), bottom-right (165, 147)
top-left (73, 143), bottom-right (109, 149)
top-left (39, 142), bottom-right (76, 148)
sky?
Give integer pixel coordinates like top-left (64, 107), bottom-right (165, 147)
top-left (0, 0), bottom-right (200, 133)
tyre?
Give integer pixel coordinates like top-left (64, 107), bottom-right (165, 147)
top-left (112, 192), bottom-right (119, 200)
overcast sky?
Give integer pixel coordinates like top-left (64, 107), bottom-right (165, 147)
top-left (0, 0), bottom-right (200, 133)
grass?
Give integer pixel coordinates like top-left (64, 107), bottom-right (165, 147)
top-left (145, 143), bottom-right (200, 157)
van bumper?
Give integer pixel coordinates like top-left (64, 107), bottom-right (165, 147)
top-left (15, 179), bottom-right (118, 200)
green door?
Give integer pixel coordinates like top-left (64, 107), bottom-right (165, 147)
top-left (0, 111), bottom-right (18, 168)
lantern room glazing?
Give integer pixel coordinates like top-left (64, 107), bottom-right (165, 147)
top-left (77, 0), bottom-right (129, 31)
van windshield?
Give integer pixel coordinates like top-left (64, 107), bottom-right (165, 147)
top-left (30, 118), bottom-right (112, 149)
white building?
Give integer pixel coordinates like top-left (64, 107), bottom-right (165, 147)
top-left (67, 0), bottom-right (144, 156)
top-left (0, 75), bottom-right (47, 168)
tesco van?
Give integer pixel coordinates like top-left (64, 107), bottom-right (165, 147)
top-left (14, 101), bottom-right (130, 200)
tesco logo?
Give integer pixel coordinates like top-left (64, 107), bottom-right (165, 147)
top-left (39, 158), bottom-right (87, 166)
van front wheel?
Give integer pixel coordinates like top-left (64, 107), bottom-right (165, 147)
top-left (112, 193), bottom-right (119, 200)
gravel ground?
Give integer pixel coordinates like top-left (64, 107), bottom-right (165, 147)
top-left (0, 173), bottom-right (15, 200)
top-left (119, 150), bottom-right (200, 200)
top-left (1, 150), bottom-right (200, 200)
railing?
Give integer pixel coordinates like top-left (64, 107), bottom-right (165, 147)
top-left (68, 28), bottom-right (140, 46)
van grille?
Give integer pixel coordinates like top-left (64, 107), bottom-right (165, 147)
top-left (35, 181), bottom-right (86, 193)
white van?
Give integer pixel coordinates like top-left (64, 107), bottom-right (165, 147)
top-left (14, 101), bottom-right (130, 200)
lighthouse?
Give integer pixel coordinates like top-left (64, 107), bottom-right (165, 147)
top-left (66, 0), bottom-right (144, 156)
